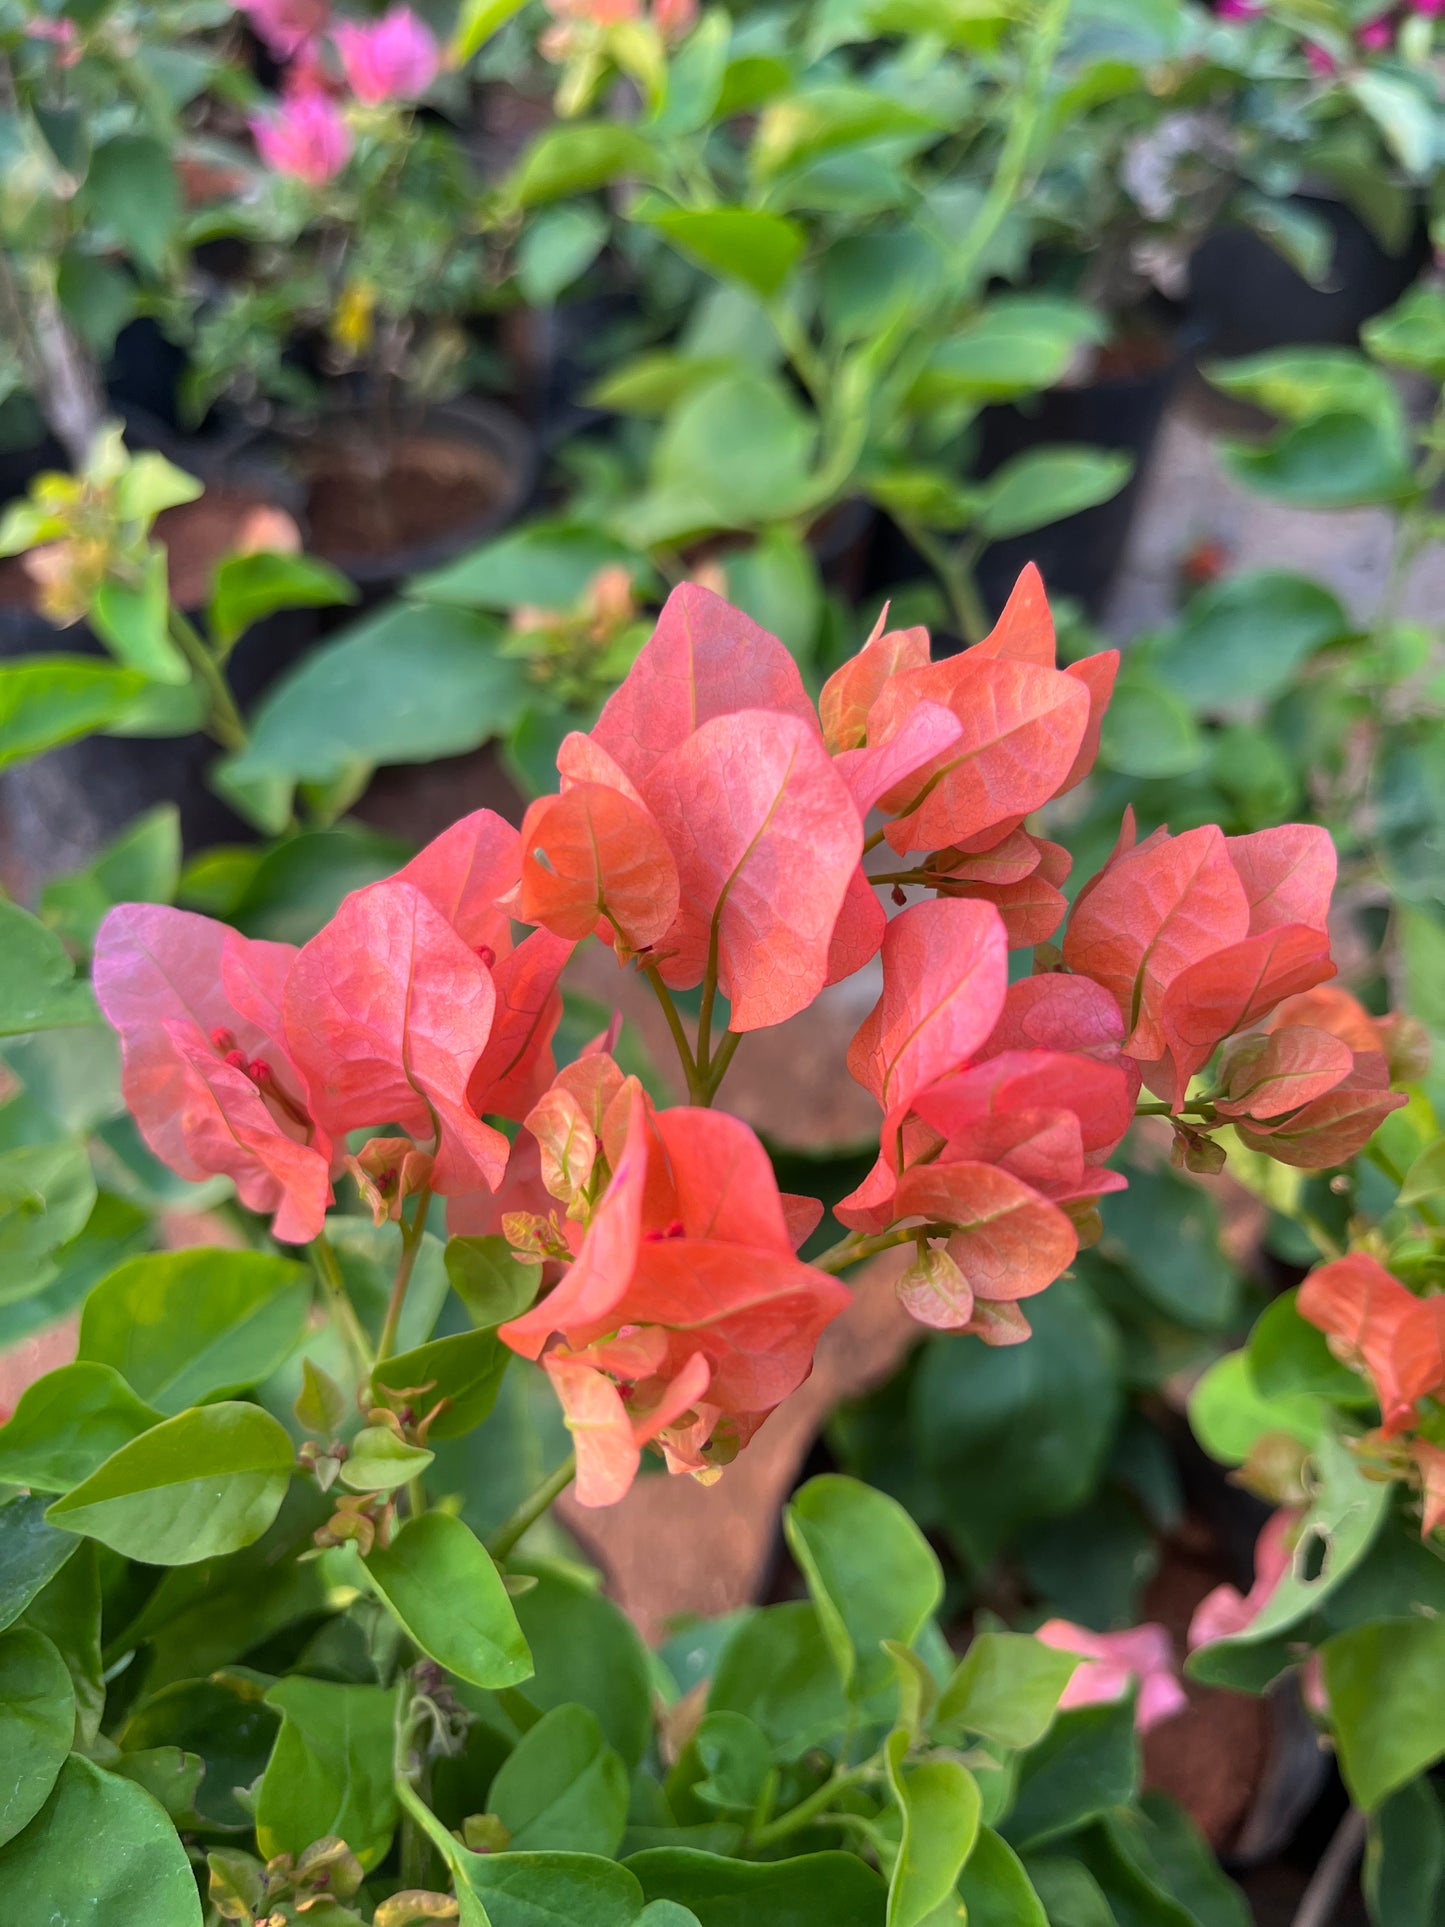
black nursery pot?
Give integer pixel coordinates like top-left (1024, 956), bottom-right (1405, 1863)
top-left (1187, 192), bottom-right (1430, 357)
top-left (867, 321), bottom-right (1190, 629)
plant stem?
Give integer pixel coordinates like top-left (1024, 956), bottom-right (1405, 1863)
top-left (702, 1028), bottom-right (742, 1103)
top-left (168, 608), bottom-right (248, 751)
top-left (863, 826), bottom-right (887, 855)
top-left (897, 519), bottom-right (990, 646)
top-left (642, 962), bottom-right (699, 1094)
top-left (376, 1187), bottom-right (433, 1366)
top-left (1134, 1099), bottom-right (1217, 1120)
top-left (694, 922), bottom-right (722, 1089)
top-left (812, 1225), bottom-right (941, 1275)
top-left (749, 1760), bottom-right (874, 1848)
top-left (312, 1232), bottom-right (375, 1380)
top-left (1289, 1805), bottom-right (1365, 1927)
top-left (486, 1452), bottom-right (577, 1561)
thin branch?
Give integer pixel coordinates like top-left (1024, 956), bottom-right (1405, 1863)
top-left (1289, 1806), bottom-right (1366, 1927)
top-left (486, 1452), bottom-right (578, 1561)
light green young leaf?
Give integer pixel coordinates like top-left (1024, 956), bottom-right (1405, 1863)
top-left (488, 1703), bottom-right (628, 1854)
top-left (362, 1512), bottom-right (532, 1689)
top-left (47, 1402), bottom-right (296, 1564)
top-left (341, 1426), bottom-right (435, 1493)
top-left (90, 548), bottom-right (188, 683)
top-left (975, 447), bottom-right (1131, 540)
top-left (0, 659), bottom-right (146, 774)
top-left (935, 1631), bottom-right (1078, 1750)
top-left (784, 1474), bottom-right (943, 1697)
top-left (646, 207), bottom-right (805, 298)
top-left (371, 1328), bottom-right (511, 1440)
top-left (255, 1677), bottom-right (400, 1868)
top-left (207, 551), bottom-right (356, 653)
top-left (0, 905), bottom-right (99, 1036)
top-left (884, 1728), bottom-right (981, 1927)
top-left (0, 1361), bottom-right (161, 1491)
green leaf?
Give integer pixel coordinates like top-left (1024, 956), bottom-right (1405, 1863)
top-left (255, 1677), bottom-right (400, 1868)
top-left (78, 1247), bottom-right (310, 1414)
top-left (1221, 413), bottom-right (1412, 509)
top-left (646, 208), bottom-right (805, 298)
top-left (84, 134), bottom-right (181, 273)
top-left (680, 1710), bottom-right (772, 1816)
top-left (884, 1729), bottom-right (980, 1927)
top-left (1098, 1162), bottom-right (1239, 1332)
top-left (39, 804), bottom-right (180, 956)
top-left (0, 1754), bottom-right (201, 1926)
top-left (935, 1631), bottom-right (1078, 1750)
top-left (0, 1136), bottom-right (97, 1302)
top-left (20, 1543), bottom-right (102, 1746)
top-left (120, 1671), bottom-right (280, 1831)
top-left (414, 523), bottom-right (642, 613)
top-left (1099, 672), bottom-right (1204, 780)
top-left (628, 1848), bottom-right (887, 1926)
top-left (1246, 1290), bottom-right (1373, 1406)
top-left (1153, 570), bottom-right (1351, 711)
top-left (1365, 1777), bottom-right (1445, 1927)
top-left (639, 372), bottom-right (818, 541)
top-left (708, 1601), bottom-right (850, 1759)
top-left (372, 1328), bottom-right (511, 1440)
top-left (1364, 284), bottom-right (1445, 381)
top-left (452, 0), bottom-right (528, 61)
top-left (509, 1563), bottom-right (654, 1769)
top-left (752, 84), bottom-right (939, 177)
top-left (489, 1703), bottom-right (629, 1855)
top-left (0, 657), bottom-right (146, 773)
top-left (217, 605), bottom-right (527, 831)
top-left (1207, 347), bottom-right (1401, 424)
top-left (1349, 73), bottom-right (1436, 178)
top-left (0, 1495), bottom-right (77, 1631)
top-left (784, 1475), bottom-right (943, 1698)
top-left (110, 1745), bottom-right (206, 1826)
top-left (113, 453), bottom-right (204, 529)
top-left (1187, 1350), bottom-right (1324, 1465)
top-left (1399, 1138), bottom-right (1445, 1207)
top-left (1001, 1697), bottom-right (1140, 1852)
top-left (207, 551), bottom-right (356, 653)
top-left (457, 1850), bottom-right (645, 1927)
top-left (47, 1401), bottom-right (296, 1564)
top-left (912, 297), bottom-right (1106, 405)
top-left (91, 549), bottom-right (188, 683)
top-left (0, 1361), bottom-right (161, 1491)
top-left (510, 124), bottom-right (659, 206)
top-left (1323, 1617), bottom-right (1445, 1811)
top-left (0, 1627), bottom-right (74, 1846)
top-left (976, 447), bottom-right (1131, 541)
top-left (517, 206), bottom-right (610, 306)
top-left (340, 1425), bottom-right (435, 1493)
top-left (1023, 1853), bottom-right (1122, 1927)
top-left (0, 905), bottom-right (98, 1035)
top-left (446, 1236), bottom-right (540, 1330)
top-left (955, 1828), bottom-right (1048, 1927)
top-left (362, 1512), bottom-right (532, 1689)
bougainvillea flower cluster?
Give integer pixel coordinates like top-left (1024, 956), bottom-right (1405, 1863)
top-left (1035, 1619), bottom-right (1188, 1733)
top-left (93, 572), bottom-right (1413, 1505)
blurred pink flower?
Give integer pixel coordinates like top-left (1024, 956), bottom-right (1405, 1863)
top-left (1189, 1508), bottom-right (1297, 1649)
top-left (251, 87), bottom-right (352, 185)
top-left (1305, 41), bottom-right (1338, 73)
top-left (1358, 14), bottom-right (1395, 47)
top-left (1215, 0), bottom-right (1261, 18)
top-left (23, 17), bottom-right (81, 64)
top-left (652, 0), bottom-right (697, 39)
top-left (1415, 0), bottom-right (1445, 16)
top-left (334, 6), bottom-right (440, 102)
top-left (1036, 1619), bottom-right (1188, 1734)
top-left (237, 0), bottom-right (330, 58)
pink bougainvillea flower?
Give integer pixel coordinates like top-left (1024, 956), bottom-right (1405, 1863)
top-left (819, 611), bottom-right (931, 754)
top-left (1062, 819), bottom-right (1338, 1106)
top-left (499, 1092), bottom-right (848, 1503)
top-left (1357, 14), bottom-right (1394, 47)
top-left (237, 0), bottom-right (329, 57)
top-left (1036, 1619), bottom-right (1188, 1733)
top-left (284, 879), bottom-right (508, 1198)
top-left (93, 904), bottom-right (332, 1244)
top-left (23, 15), bottom-right (81, 63)
top-left (1412, 1440), bottom-right (1445, 1539)
top-left (1190, 1509), bottom-right (1299, 1649)
top-left (251, 86), bottom-right (352, 185)
top-left (519, 774), bottom-right (679, 955)
top-left (1305, 41), bottom-right (1337, 73)
top-left (650, 0), bottom-right (697, 39)
top-left (1298, 1252), bottom-right (1445, 1436)
top-left (333, 5), bottom-right (440, 103)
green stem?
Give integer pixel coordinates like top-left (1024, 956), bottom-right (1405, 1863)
top-left (896, 520), bottom-right (990, 646)
top-left (643, 963), bottom-right (699, 1096)
top-left (863, 826), bottom-right (888, 856)
top-left (312, 1233), bottom-right (374, 1380)
top-left (486, 1452), bottom-right (577, 1561)
top-left (1134, 1099), bottom-right (1217, 1120)
top-left (168, 608), bottom-right (248, 751)
top-left (701, 1028), bottom-right (742, 1104)
top-left (376, 1187), bottom-right (433, 1366)
top-left (749, 1761), bottom-right (875, 1848)
top-left (812, 1225), bottom-right (943, 1275)
top-left (695, 920), bottom-right (722, 1089)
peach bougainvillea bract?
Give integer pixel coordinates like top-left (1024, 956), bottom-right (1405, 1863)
top-left (91, 572), bottom-right (1413, 1504)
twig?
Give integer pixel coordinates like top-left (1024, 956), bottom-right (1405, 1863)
top-left (1290, 1806), bottom-right (1366, 1927)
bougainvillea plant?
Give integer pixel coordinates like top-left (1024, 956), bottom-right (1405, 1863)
top-left (0, 574), bottom-right (1426, 1923)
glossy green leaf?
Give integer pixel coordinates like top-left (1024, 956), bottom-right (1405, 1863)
top-left (955, 1828), bottom-right (1047, 1927)
top-left (121, 1671), bottom-right (280, 1831)
top-left (976, 447), bottom-right (1131, 540)
top-left (340, 1425), bottom-right (435, 1492)
top-left (646, 208), bottom-right (805, 298)
top-left (414, 523), bottom-right (643, 613)
top-left (1246, 1291), bottom-right (1372, 1406)
top-left (39, 804), bottom-right (180, 956)
top-left (638, 372), bottom-right (818, 541)
top-left (1022, 1854), bottom-right (1116, 1927)
top-left (935, 1631), bottom-right (1077, 1750)
top-left (446, 1236), bottom-right (541, 1331)
top-left (208, 551), bottom-right (356, 652)
top-left (511, 124), bottom-right (659, 205)
top-left (91, 549), bottom-right (188, 683)
top-left (363, 1512), bottom-right (532, 1689)
top-left (1221, 413), bottom-right (1411, 509)
top-left (0, 903), bottom-right (99, 1034)
top-left (489, 1703), bottom-right (628, 1855)
top-left (1098, 1163), bottom-right (1239, 1332)
top-left (1363, 284), bottom-right (1445, 380)
top-left (255, 1677), bottom-right (400, 1868)
top-left (1001, 1698), bottom-right (1140, 1852)
top-left (783, 1475), bottom-right (943, 1697)
top-left (0, 1361), bottom-right (161, 1491)
top-left (78, 1247), bottom-right (310, 1414)
top-left (109, 1745), bottom-right (206, 1826)
top-left (371, 1328), bottom-right (511, 1440)
top-left (1207, 347), bottom-right (1400, 424)
top-left (0, 1495), bottom-right (77, 1631)
top-left (0, 1754), bottom-right (201, 1926)
top-left (0, 1627), bottom-right (74, 1846)
top-left (913, 296), bottom-right (1105, 405)
top-left (884, 1729), bottom-right (980, 1927)
top-left (1099, 672), bottom-right (1204, 780)
top-left (1187, 1350), bottom-right (1324, 1465)
top-left (457, 1849), bottom-right (645, 1927)
top-left (707, 1601), bottom-right (850, 1760)
top-left (1324, 1617), bottom-right (1445, 1811)
top-left (1349, 73), bottom-right (1435, 177)
top-left (1365, 1776), bottom-right (1445, 1927)
top-left (752, 84), bottom-right (939, 177)
top-left (20, 1542), bottom-right (103, 1746)
top-left (452, 0), bottom-right (528, 60)
top-left (509, 1564), bottom-right (655, 1768)
top-left (628, 1847), bottom-right (887, 1926)
top-left (1154, 570), bottom-right (1351, 711)
top-left (47, 1401), bottom-right (295, 1564)
top-left (0, 1135), bottom-right (97, 1302)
